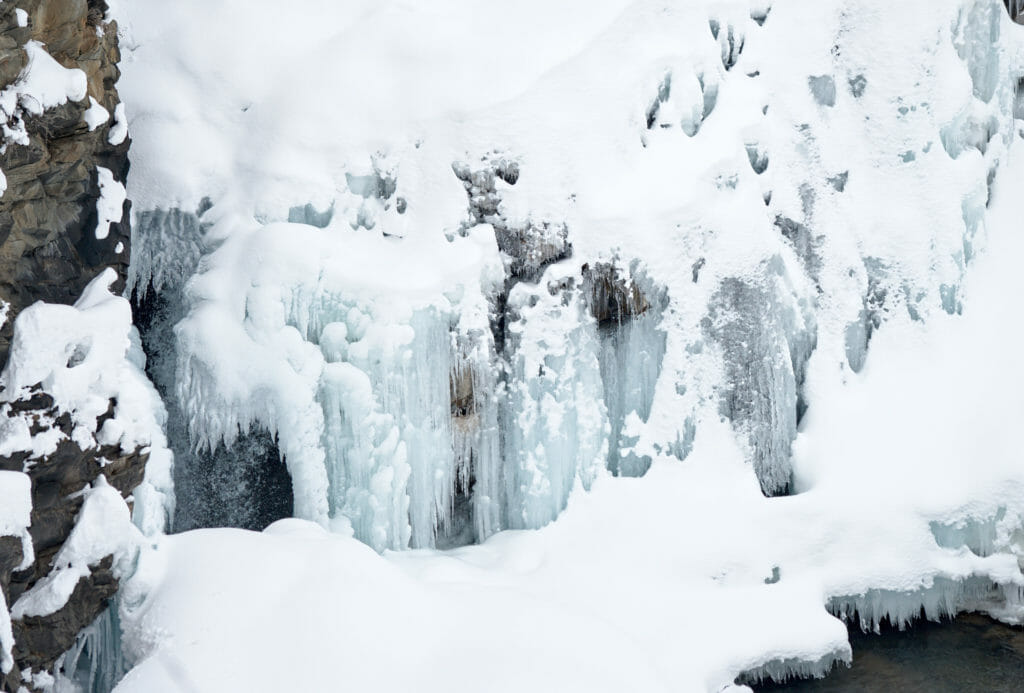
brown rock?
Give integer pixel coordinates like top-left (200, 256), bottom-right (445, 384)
top-left (0, 0), bottom-right (131, 366)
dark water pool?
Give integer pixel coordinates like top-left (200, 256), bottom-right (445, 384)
top-left (754, 614), bottom-right (1024, 692)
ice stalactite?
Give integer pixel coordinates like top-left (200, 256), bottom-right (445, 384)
top-left (583, 262), bottom-right (668, 478)
top-left (773, 214), bottom-right (822, 284)
top-left (57, 606), bottom-right (125, 693)
top-left (501, 268), bottom-right (608, 530)
top-left (941, 1), bottom-right (1015, 162)
top-left (126, 206), bottom-right (208, 302)
top-left (318, 307), bottom-right (460, 550)
top-left (1007, 0), bottom-right (1024, 22)
top-left (318, 303), bottom-right (503, 550)
top-left (843, 258), bottom-right (889, 374)
top-left (448, 329), bottom-right (502, 546)
top-left (641, 62), bottom-right (721, 147)
top-left (736, 650), bottom-right (850, 688)
top-left (131, 206), bottom-right (293, 532)
top-left (828, 576), bottom-right (1024, 633)
top-left (703, 260), bottom-right (816, 496)
top-left (451, 156), bottom-right (607, 538)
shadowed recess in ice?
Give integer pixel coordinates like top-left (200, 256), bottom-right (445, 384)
top-left (703, 260), bottom-right (816, 496)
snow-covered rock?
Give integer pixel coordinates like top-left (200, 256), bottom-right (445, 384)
top-left (0, 271), bottom-right (171, 692)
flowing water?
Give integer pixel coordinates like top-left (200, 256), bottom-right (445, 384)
top-left (756, 614), bottom-right (1024, 692)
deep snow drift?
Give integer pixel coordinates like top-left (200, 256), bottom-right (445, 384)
top-left (77, 0), bottom-right (1024, 689)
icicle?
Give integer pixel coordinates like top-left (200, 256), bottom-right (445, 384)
top-left (703, 258), bottom-right (817, 496)
top-left (57, 605), bottom-right (126, 693)
top-left (501, 267), bottom-right (608, 530)
top-left (736, 649), bottom-right (850, 687)
top-left (583, 261), bottom-right (668, 477)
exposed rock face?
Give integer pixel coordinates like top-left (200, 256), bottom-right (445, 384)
top-left (0, 386), bottom-right (147, 692)
top-left (0, 3), bottom-right (136, 690)
top-left (0, 0), bottom-right (131, 366)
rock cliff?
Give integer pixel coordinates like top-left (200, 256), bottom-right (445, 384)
top-left (0, 2), bottom-right (142, 691)
top-left (0, 0), bottom-right (130, 366)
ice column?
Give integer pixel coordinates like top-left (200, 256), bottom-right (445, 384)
top-left (501, 267), bottom-right (608, 529)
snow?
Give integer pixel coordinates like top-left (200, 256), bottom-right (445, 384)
top-left (95, 166), bottom-right (126, 240)
top-left (14, 8), bottom-right (27, 28)
top-left (103, 0), bottom-right (1024, 688)
top-left (0, 471), bottom-right (31, 676)
top-left (83, 96), bottom-right (110, 131)
top-left (108, 103), bottom-right (128, 146)
top-left (0, 471), bottom-right (31, 537)
top-left (114, 0), bottom-right (1024, 533)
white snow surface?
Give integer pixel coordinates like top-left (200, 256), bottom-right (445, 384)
top-left (0, 471), bottom-right (31, 676)
top-left (0, 471), bottom-right (31, 540)
top-left (108, 0), bottom-right (1024, 689)
top-left (83, 96), bottom-right (110, 131)
top-left (94, 166), bottom-right (126, 239)
top-left (107, 102), bottom-right (127, 146)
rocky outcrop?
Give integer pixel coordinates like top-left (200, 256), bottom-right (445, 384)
top-left (0, 0), bottom-right (131, 366)
top-left (0, 386), bottom-right (147, 692)
top-left (0, 3), bottom-right (138, 690)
